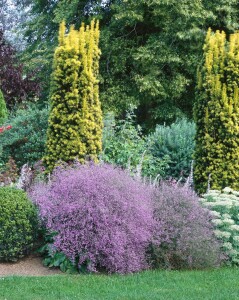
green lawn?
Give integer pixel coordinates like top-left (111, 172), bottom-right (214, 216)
top-left (0, 268), bottom-right (239, 300)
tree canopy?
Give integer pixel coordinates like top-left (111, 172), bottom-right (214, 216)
top-left (13, 0), bottom-right (239, 129)
top-left (0, 30), bottom-right (40, 108)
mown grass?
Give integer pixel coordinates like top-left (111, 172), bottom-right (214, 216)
top-left (0, 268), bottom-right (239, 300)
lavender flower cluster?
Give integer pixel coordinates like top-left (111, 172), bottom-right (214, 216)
top-left (152, 184), bottom-right (222, 269)
top-left (30, 164), bottom-right (155, 273)
top-left (30, 163), bottom-right (223, 273)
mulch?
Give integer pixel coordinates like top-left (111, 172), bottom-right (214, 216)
top-left (0, 254), bottom-right (62, 277)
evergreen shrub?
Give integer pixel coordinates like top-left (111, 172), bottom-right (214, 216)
top-left (0, 89), bottom-right (8, 125)
top-left (0, 187), bottom-right (38, 261)
top-left (0, 105), bottom-right (48, 168)
top-left (30, 163), bottom-right (155, 274)
top-left (102, 111), bottom-right (169, 179)
top-left (201, 187), bottom-right (239, 265)
top-left (148, 118), bottom-right (195, 180)
top-left (151, 183), bottom-right (222, 269)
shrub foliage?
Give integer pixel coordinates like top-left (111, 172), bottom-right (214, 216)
top-left (148, 119), bottom-right (195, 180)
top-left (0, 89), bottom-right (7, 125)
top-left (0, 187), bottom-right (38, 261)
top-left (0, 105), bottom-right (48, 168)
top-left (102, 111), bottom-right (169, 179)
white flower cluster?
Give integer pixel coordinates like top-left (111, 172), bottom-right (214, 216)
top-left (214, 230), bottom-right (231, 239)
top-left (223, 242), bottom-right (233, 251)
top-left (210, 210), bottom-right (221, 218)
top-left (212, 219), bottom-right (224, 226)
top-left (230, 225), bottom-right (239, 232)
top-left (233, 236), bottom-right (239, 245)
top-left (223, 218), bottom-right (235, 226)
top-left (201, 187), bottom-right (239, 265)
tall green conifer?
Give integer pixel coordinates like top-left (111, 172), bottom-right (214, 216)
top-left (0, 90), bottom-right (8, 125)
top-left (194, 29), bottom-right (239, 193)
top-left (44, 20), bottom-right (102, 171)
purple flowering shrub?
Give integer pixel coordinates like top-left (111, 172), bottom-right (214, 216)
top-left (30, 163), bottom-right (155, 274)
top-left (151, 183), bottom-right (223, 269)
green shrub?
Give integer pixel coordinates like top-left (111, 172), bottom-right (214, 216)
top-left (148, 118), bottom-right (195, 180)
top-left (0, 105), bottom-right (49, 168)
top-left (101, 110), bottom-right (169, 179)
top-left (201, 187), bottom-right (239, 265)
top-left (0, 187), bottom-right (38, 261)
top-left (0, 89), bottom-right (8, 125)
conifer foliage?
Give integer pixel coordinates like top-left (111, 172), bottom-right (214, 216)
top-left (194, 29), bottom-right (239, 193)
top-left (0, 89), bottom-right (7, 125)
top-left (44, 20), bottom-right (102, 171)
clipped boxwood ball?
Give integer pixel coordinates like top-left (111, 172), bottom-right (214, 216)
top-left (0, 187), bottom-right (38, 261)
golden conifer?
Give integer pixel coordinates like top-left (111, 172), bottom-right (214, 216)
top-left (44, 20), bottom-right (102, 171)
top-left (194, 29), bottom-right (239, 193)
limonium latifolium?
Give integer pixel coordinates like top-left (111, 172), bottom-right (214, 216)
top-left (152, 183), bottom-right (223, 269)
top-left (30, 163), bottom-right (155, 274)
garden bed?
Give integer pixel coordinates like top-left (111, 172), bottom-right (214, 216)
top-left (0, 254), bottom-right (61, 276)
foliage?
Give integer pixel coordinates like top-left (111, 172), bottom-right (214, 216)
top-left (44, 20), bottom-right (102, 172)
top-left (0, 89), bottom-right (7, 125)
top-left (151, 183), bottom-right (222, 269)
top-left (0, 157), bottom-right (18, 186)
top-left (99, 0), bottom-right (239, 129)
top-left (0, 187), bottom-right (38, 261)
top-left (0, 30), bottom-right (40, 108)
top-left (194, 29), bottom-right (239, 194)
top-left (101, 110), bottom-right (169, 179)
top-left (30, 163), bottom-right (155, 274)
top-left (201, 187), bottom-right (239, 265)
top-left (16, 0), bottom-right (105, 102)
top-left (0, 105), bottom-right (49, 168)
top-left (0, 123), bottom-right (11, 167)
top-left (37, 230), bottom-right (78, 274)
top-left (148, 119), bottom-right (195, 180)
top-left (18, 1), bottom-right (239, 129)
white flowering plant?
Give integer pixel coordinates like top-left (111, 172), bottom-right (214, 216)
top-left (201, 187), bottom-right (239, 265)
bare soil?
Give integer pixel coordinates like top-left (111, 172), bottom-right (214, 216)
top-left (0, 254), bottom-right (62, 277)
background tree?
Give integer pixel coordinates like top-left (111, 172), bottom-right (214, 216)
top-left (44, 20), bottom-right (102, 171)
top-left (194, 29), bottom-right (239, 194)
top-left (18, 0), bottom-right (239, 130)
top-left (0, 30), bottom-right (40, 108)
top-left (99, 0), bottom-right (239, 130)
top-left (0, 0), bottom-right (29, 49)
top-left (17, 0), bottom-right (108, 103)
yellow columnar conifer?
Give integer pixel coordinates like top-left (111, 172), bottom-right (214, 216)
top-left (44, 20), bottom-right (102, 171)
top-left (194, 29), bottom-right (239, 193)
